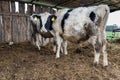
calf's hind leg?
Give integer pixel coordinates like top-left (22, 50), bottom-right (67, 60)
top-left (93, 38), bottom-right (108, 67)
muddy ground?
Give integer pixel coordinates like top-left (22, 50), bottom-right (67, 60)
top-left (0, 41), bottom-right (120, 80)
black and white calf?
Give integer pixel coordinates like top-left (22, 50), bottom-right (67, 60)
top-left (53, 4), bottom-right (109, 66)
top-left (30, 12), bottom-right (57, 50)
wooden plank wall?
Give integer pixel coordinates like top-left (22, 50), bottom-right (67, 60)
top-left (0, 1), bottom-right (55, 44)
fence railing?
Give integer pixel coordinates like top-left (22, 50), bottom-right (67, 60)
top-left (0, 1), bottom-right (54, 44)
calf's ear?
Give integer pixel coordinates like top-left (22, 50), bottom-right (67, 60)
top-left (51, 15), bottom-right (57, 22)
top-left (33, 17), bottom-right (38, 22)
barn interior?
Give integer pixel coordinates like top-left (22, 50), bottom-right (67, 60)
top-left (20, 0), bottom-right (120, 12)
top-left (0, 0), bottom-right (120, 80)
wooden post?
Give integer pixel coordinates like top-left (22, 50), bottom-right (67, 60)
top-left (40, 6), bottom-right (43, 13)
top-left (19, 2), bottom-right (25, 14)
top-left (47, 7), bottom-right (51, 13)
top-left (42, 6), bottom-right (48, 12)
top-left (12, 16), bottom-right (19, 42)
top-left (0, 2), bottom-right (1, 12)
top-left (2, 15), bottom-right (11, 42)
top-left (1, 1), bottom-right (12, 42)
top-left (27, 4), bottom-right (33, 15)
top-left (11, 1), bottom-right (16, 13)
top-left (1, 1), bottom-right (10, 13)
top-left (26, 4), bottom-right (33, 42)
top-left (11, 1), bottom-right (15, 42)
top-left (50, 7), bottom-right (54, 14)
top-left (18, 16), bottom-right (27, 42)
top-left (35, 5), bottom-right (41, 14)
top-left (18, 2), bottom-right (26, 42)
top-left (0, 16), bottom-right (2, 42)
top-left (27, 16), bottom-right (31, 42)
top-left (17, 16), bottom-right (22, 42)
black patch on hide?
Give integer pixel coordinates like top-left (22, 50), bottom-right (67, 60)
top-left (61, 9), bottom-right (72, 32)
top-left (89, 11), bottom-right (96, 22)
top-left (45, 15), bottom-right (57, 31)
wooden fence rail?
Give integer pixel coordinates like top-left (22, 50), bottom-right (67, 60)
top-left (0, 1), bottom-right (54, 44)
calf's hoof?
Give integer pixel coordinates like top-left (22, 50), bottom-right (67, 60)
top-left (103, 64), bottom-right (108, 67)
top-left (56, 55), bottom-right (60, 59)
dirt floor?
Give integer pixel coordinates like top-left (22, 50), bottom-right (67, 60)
top-left (0, 41), bottom-right (120, 80)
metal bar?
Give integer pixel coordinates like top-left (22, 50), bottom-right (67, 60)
top-left (108, 1), bottom-right (120, 8)
top-left (0, 13), bottom-right (29, 17)
top-left (55, 0), bottom-right (74, 7)
top-left (83, 0), bottom-right (112, 6)
top-left (17, 0), bottom-right (69, 8)
top-left (83, 0), bottom-right (103, 6)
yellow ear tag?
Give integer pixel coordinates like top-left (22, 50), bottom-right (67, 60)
top-left (51, 17), bottom-right (55, 21)
top-left (34, 17), bottom-right (38, 22)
